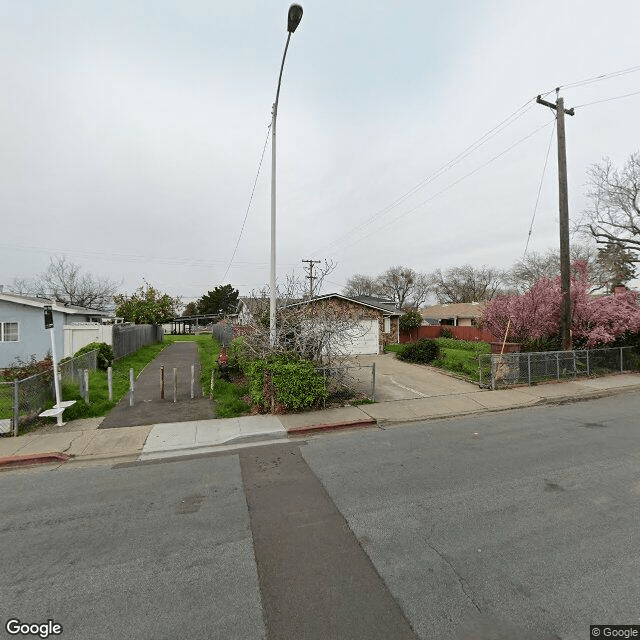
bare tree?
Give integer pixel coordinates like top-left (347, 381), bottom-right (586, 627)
top-left (580, 152), bottom-right (640, 259)
top-left (343, 274), bottom-right (380, 297)
top-left (407, 272), bottom-right (432, 309)
top-left (242, 278), bottom-right (370, 366)
top-left (28, 256), bottom-right (119, 310)
top-left (508, 243), bottom-right (632, 294)
top-left (431, 265), bottom-right (505, 303)
top-left (376, 266), bottom-right (416, 308)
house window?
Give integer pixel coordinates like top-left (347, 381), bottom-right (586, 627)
top-left (384, 317), bottom-right (391, 333)
top-left (1, 322), bottom-right (19, 342)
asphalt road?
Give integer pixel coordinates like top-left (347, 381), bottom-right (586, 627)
top-left (1, 393), bottom-right (639, 639)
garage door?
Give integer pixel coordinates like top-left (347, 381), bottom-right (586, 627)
top-left (343, 319), bottom-right (379, 355)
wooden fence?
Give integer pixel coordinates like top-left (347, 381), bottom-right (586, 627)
top-left (399, 325), bottom-right (496, 344)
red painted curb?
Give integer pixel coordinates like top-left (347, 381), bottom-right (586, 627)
top-left (0, 452), bottom-right (71, 469)
top-left (288, 418), bottom-right (377, 435)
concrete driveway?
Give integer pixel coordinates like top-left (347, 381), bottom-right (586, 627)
top-left (347, 353), bottom-right (480, 401)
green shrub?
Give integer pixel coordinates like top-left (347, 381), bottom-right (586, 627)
top-left (398, 338), bottom-right (440, 364)
top-left (228, 336), bottom-right (249, 373)
top-left (440, 327), bottom-right (454, 339)
top-left (399, 311), bottom-right (422, 332)
top-left (74, 342), bottom-right (114, 370)
top-left (247, 353), bottom-right (327, 412)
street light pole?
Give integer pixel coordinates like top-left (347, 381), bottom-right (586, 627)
top-left (270, 4), bottom-right (303, 348)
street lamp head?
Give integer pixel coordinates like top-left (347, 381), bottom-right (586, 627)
top-left (287, 4), bottom-right (303, 33)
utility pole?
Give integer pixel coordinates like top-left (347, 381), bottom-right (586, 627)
top-left (536, 92), bottom-right (575, 351)
top-left (302, 259), bottom-right (321, 298)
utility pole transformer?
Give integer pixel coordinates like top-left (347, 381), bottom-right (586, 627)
top-left (536, 93), bottom-right (575, 351)
top-left (302, 259), bottom-right (321, 298)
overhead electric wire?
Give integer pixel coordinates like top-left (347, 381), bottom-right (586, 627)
top-left (222, 120), bottom-right (272, 279)
top-left (523, 118), bottom-right (556, 256)
top-left (539, 64), bottom-right (640, 96)
top-left (574, 88), bottom-right (640, 109)
top-left (307, 96), bottom-right (538, 258)
top-left (325, 119), bottom-right (556, 259)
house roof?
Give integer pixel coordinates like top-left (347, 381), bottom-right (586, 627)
top-left (0, 292), bottom-right (110, 316)
top-left (420, 301), bottom-right (488, 320)
top-left (285, 293), bottom-right (402, 316)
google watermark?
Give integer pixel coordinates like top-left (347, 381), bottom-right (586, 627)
top-left (591, 626), bottom-right (640, 638)
top-left (5, 619), bottom-right (63, 638)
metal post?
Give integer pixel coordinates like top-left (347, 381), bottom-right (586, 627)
top-left (527, 353), bottom-right (531, 386)
top-left (107, 367), bottom-right (113, 402)
top-left (129, 368), bottom-right (135, 406)
top-left (160, 365), bottom-right (165, 400)
top-left (620, 347), bottom-right (624, 373)
top-left (371, 362), bottom-right (376, 402)
top-left (13, 379), bottom-right (19, 437)
top-left (190, 364), bottom-right (195, 399)
top-left (556, 353), bottom-right (560, 380)
top-left (49, 327), bottom-right (62, 409)
top-left (173, 368), bottom-right (177, 403)
top-left (586, 350), bottom-right (590, 376)
top-left (83, 369), bottom-right (89, 404)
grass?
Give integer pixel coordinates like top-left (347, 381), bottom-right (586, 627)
top-left (387, 338), bottom-right (491, 383)
top-left (162, 334), bottom-right (250, 418)
top-left (4, 333), bottom-right (252, 434)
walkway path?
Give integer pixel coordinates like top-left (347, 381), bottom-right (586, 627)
top-left (99, 342), bottom-right (214, 429)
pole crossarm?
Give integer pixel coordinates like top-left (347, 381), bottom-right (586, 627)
top-left (536, 95), bottom-right (575, 116)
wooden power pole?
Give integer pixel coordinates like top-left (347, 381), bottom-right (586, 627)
top-left (536, 93), bottom-right (575, 351)
top-left (302, 259), bottom-right (321, 298)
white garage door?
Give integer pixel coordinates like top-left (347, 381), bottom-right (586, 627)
top-left (344, 319), bottom-right (379, 355)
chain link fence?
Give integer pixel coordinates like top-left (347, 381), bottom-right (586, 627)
top-left (317, 363), bottom-right (376, 407)
top-left (479, 346), bottom-right (640, 389)
top-left (0, 350), bottom-right (98, 436)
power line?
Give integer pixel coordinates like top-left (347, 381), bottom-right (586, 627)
top-left (574, 88), bottom-right (640, 109)
top-left (222, 120), bottom-right (272, 280)
top-left (307, 97), bottom-right (537, 258)
top-left (539, 64), bottom-right (640, 96)
top-left (524, 118), bottom-right (556, 256)
top-left (324, 119), bottom-right (555, 259)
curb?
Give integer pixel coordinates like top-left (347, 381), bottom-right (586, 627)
top-left (287, 418), bottom-right (377, 436)
top-left (0, 452), bottom-right (71, 469)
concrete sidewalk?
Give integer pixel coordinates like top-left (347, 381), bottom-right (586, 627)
top-left (2, 373), bottom-right (639, 469)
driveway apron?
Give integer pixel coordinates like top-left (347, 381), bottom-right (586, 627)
top-left (348, 353), bottom-right (480, 402)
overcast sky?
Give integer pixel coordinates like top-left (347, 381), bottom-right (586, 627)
top-left (2, 1), bottom-right (639, 304)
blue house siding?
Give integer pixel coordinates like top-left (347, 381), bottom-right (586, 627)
top-left (0, 300), bottom-right (71, 368)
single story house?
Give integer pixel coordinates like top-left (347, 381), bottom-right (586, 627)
top-left (0, 290), bottom-right (110, 369)
top-left (284, 294), bottom-right (402, 355)
top-left (420, 301), bottom-right (488, 327)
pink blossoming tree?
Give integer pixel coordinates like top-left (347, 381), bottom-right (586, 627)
top-left (482, 260), bottom-right (640, 349)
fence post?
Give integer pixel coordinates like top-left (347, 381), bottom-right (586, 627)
top-left (13, 379), bottom-right (19, 437)
top-left (371, 362), bottom-right (376, 402)
top-left (586, 350), bottom-right (590, 376)
top-left (190, 364), bottom-right (195, 399)
top-left (527, 353), bottom-right (531, 386)
top-left (129, 368), bottom-right (135, 406)
top-left (107, 367), bottom-right (113, 402)
top-left (620, 347), bottom-right (624, 373)
top-left (83, 370), bottom-right (89, 404)
top-left (160, 366), bottom-right (165, 400)
top-left (173, 368), bottom-right (177, 403)
top-left (556, 353), bottom-right (560, 381)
